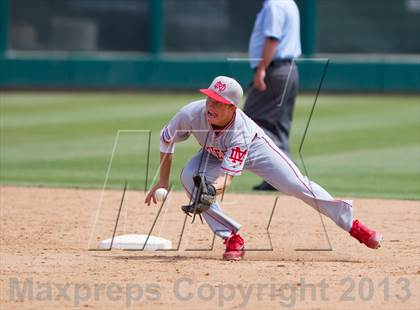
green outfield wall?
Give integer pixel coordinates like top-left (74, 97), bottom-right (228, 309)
top-left (0, 55), bottom-right (419, 92)
top-left (2, 0), bottom-right (419, 92)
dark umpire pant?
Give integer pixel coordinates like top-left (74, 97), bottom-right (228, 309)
top-left (243, 60), bottom-right (299, 159)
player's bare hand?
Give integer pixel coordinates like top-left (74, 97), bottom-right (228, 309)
top-left (144, 183), bottom-right (168, 206)
top-left (254, 68), bottom-right (267, 92)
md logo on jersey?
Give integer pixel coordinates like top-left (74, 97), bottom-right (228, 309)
top-left (228, 147), bottom-right (248, 164)
top-left (214, 81), bottom-right (227, 92)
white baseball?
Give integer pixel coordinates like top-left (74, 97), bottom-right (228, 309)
top-left (154, 188), bottom-right (168, 202)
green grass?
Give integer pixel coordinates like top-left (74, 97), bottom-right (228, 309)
top-left (1, 92), bottom-right (419, 200)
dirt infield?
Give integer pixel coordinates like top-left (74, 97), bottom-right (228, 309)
top-left (1, 186), bottom-right (419, 309)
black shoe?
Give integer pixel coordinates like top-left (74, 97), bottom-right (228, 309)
top-left (252, 181), bottom-right (277, 191)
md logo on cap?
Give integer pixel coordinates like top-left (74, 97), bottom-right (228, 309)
top-left (214, 81), bottom-right (227, 92)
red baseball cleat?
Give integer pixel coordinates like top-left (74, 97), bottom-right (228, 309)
top-left (349, 220), bottom-right (383, 249)
top-left (223, 233), bottom-right (245, 261)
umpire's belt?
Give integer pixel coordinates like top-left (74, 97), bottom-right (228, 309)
top-left (269, 59), bottom-right (293, 67)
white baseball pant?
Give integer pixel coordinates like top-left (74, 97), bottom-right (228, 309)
top-left (180, 135), bottom-right (353, 239)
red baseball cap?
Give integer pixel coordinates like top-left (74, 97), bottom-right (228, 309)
top-left (199, 76), bottom-right (243, 106)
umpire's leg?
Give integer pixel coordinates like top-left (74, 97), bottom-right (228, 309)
top-left (243, 62), bottom-right (299, 159)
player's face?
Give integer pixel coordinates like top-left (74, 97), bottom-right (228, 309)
top-left (205, 97), bottom-right (236, 126)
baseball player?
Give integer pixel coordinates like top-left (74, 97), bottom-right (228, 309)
top-left (145, 76), bottom-right (383, 261)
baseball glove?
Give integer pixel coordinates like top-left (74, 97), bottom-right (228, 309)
top-left (181, 174), bottom-right (216, 223)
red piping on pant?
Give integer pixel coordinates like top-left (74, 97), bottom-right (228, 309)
top-left (260, 136), bottom-right (349, 206)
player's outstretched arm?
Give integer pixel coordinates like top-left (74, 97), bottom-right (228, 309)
top-left (144, 152), bottom-right (173, 205)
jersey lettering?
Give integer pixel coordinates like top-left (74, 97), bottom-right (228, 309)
top-left (205, 146), bottom-right (226, 160)
top-left (228, 147), bottom-right (248, 164)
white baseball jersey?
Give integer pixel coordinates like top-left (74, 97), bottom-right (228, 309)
top-left (160, 99), bottom-right (265, 176)
top-left (161, 99), bottom-right (354, 239)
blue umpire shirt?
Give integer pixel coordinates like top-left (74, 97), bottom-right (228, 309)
top-left (249, 0), bottom-right (302, 69)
